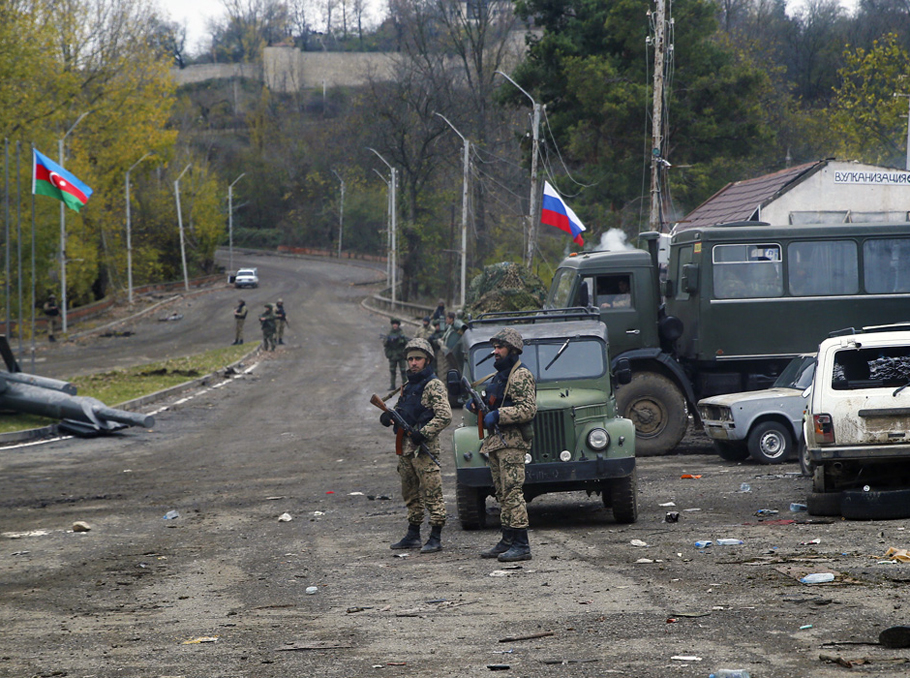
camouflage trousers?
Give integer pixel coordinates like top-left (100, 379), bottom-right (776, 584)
top-left (388, 358), bottom-right (407, 388)
top-left (277, 319), bottom-right (287, 342)
top-left (234, 317), bottom-right (245, 343)
top-left (488, 446), bottom-right (528, 530)
top-left (262, 329), bottom-right (276, 351)
top-left (397, 451), bottom-right (446, 527)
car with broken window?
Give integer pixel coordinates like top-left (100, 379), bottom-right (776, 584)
top-left (804, 324), bottom-right (910, 519)
top-left (447, 308), bottom-right (637, 529)
top-left (697, 354), bottom-right (815, 464)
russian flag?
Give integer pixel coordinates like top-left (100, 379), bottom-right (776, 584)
top-left (540, 181), bottom-right (585, 246)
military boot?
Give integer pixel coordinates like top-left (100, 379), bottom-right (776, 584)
top-left (390, 523), bottom-right (422, 549)
top-left (421, 525), bottom-right (442, 553)
top-left (497, 528), bottom-right (531, 562)
top-left (480, 528), bottom-right (513, 559)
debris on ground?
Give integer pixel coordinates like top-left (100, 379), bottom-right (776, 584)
top-left (71, 521), bottom-right (91, 532)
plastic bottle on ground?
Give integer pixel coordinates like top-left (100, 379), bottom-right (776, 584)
top-left (716, 538), bottom-right (744, 545)
top-left (694, 540), bottom-right (713, 548)
top-left (789, 502), bottom-right (807, 512)
top-left (709, 671), bottom-right (751, 678)
top-left (800, 572), bottom-right (835, 584)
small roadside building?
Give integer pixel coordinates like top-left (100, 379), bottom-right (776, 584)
top-left (673, 159), bottom-right (910, 232)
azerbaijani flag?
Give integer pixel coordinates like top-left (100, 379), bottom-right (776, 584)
top-left (540, 181), bottom-right (585, 246)
top-left (33, 149), bottom-right (93, 213)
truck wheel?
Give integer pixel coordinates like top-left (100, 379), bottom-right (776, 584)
top-left (747, 421), bottom-right (793, 464)
top-left (807, 491), bottom-right (842, 516)
top-left (615, 372), bottom-right (688, 456)
top-left (713, 440), bottom-right (749, 462)
top-left (609, 469), bottom-right (638, 524)
top-left (841, 488), bottom-right (910, 520)
top-left (456, 482), bottom-right (487, 530)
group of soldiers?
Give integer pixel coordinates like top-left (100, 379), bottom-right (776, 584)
top-left (233, 298), bottom-right (288, 350)
top-left (378, 318), bottom-right (537, 562)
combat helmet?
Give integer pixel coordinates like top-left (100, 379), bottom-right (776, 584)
top-left (491, 328), bottom-right (523, 354)
top-left (405, 337), bottom-right (435, 360)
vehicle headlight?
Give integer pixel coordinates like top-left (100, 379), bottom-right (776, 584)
top-left (559, 450), bottom-right (572, 462)
top-left (587, 428), bottom-right (610, 451)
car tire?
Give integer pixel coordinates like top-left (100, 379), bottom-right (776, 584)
top-left (615, 372), bottom-right (688, 457)
top-left (798, 439), bottom-right (813, 477)
top-left (747, 421), bottom-right (793, 465)
top-left (807, 491), bottom-right (842, 516)
top-left (713, 440), bottom-right (750, 462)
top-left (841, 488), bottom-right (910, 520)
top-left (609, 469), bottom-right (638, 524)
top-left (456, 481), bottom-right (487, 530)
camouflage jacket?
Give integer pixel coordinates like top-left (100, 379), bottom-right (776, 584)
top-left (259, 309), bottom-right (276, 331)
top-left (384, 328), bottom-right (408, 360)
top-left (414, 325), bottom-right (434, 340)
top-left (401, 378), bottom-right (452, 458)
top-left (481, 361), bottom-right (537, 453)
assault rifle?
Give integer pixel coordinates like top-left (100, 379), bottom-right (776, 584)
top-left (459, 375), bottom-right (506, 446)
top-left (369, 394), bottom-right (440, 467)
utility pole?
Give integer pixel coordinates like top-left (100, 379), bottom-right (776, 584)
top-left (228, 173), bottom-right (245, 273)
top-left (372, 168), bottom-right (392, 290)
top-left (331, 169), bottom-right (345, 258)
top-left (174, 164), bottom-right (192, 292)
top-left (368, 149), bottom-right (397, 309)
top-left (126, 153), bottom-right (153, 305)
top-left (649, 0), bottom-right (668, 233)
top-left (434, 113), bottom-right (469, 309)
top-left (496, 71), bottom-right (542, 269)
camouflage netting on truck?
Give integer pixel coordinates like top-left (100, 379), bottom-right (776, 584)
top-left (464, 262), bottom-right (546, 317)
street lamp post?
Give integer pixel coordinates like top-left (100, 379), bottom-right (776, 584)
top-left (125, 153), bottom-right (152, 305)
top-left (495, 71), bottom-right (541, 269)
top-left (174, 164), bottom-right (192, 292)
top-left (331, 170), bottom-right (345, 259)
top-left (228, 173), bottom-right (245, 273)
top-left (367, 148), bottom-right (397, 309)
top-left (372, 168), bottom-right (392, 288)
top-left (434, 112), bottom-right (469, 309)
top-left (58, 111), bottom-right (89, 333)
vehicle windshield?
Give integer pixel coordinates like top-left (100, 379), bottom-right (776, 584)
top-left (773, 355), bottom-right (815, 389)
top-left (470, 337), bottom-right (606, 383)
top-left (545, 268), bottom-right (579, 309)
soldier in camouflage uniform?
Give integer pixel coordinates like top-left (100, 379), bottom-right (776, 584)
top-left (259, 303), bottom-right (277, 351)
top-left (467, 328), bottom-right (537, 562)
top-left (383, 318), bottom-right (409, 389)
top-left (379, 338), bottom-right (453, 553)
top-left (415, 316), bottom-right (433, 340)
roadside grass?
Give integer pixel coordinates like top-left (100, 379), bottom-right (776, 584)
top-left (0, 344), bottom-right (253, 434)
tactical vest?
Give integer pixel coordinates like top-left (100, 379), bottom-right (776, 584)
top-left (485, 358), bottom-right (534, 443)
top-left (396, 367), bottom-right (436, 429)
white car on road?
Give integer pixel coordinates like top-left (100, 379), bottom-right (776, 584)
top-left (233, 268), bottom-right (259, 288)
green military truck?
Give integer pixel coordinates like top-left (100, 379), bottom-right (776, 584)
top-left (448, 308), bottom-right (637, 529)
top-left (545, 221), bottom-right (910, 455)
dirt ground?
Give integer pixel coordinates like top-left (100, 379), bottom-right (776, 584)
top-left (1, 256), bottom-right (909, 678)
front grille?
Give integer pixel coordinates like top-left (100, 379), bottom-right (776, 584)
top-left (533, 410), bottom-right (568, 461)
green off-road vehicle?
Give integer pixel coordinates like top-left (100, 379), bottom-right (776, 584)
top-left (447, 308), bottom-right (638, 529)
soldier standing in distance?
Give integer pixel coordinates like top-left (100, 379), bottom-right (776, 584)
top-left (415, 316), bottom-right (433, 340)
top-left (259, 303), bottom-right (277, 351)
top-left (379, 338), bottom-right (452, 552)
top-left (467, 328), bottom-right (537, 562)
top-left (274, 299), bottom-right (288, 345)
top-left (383, 318), bottom-right (408, 389)
top-left (232, 299), bottom-right (247, 345)
top-left (43, 294), bottom-right (60, 342)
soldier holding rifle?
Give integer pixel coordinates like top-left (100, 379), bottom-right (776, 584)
top-left (466, 328), bottom-right (537, 562)
top-left (375, 338), bottom-right (452, 553)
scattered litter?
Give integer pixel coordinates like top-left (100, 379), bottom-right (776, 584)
top-left (278, 513), bottom-right (293, 522)
top-left (680, 474), bottom-right (702, 479)
top-left (665, 512), bottom-right (680, 523)
top-left (499, 631), bottom-right (554, 643)
top-left (347, 607), bottom-right (367, 613)
top-left (755, 509), bottom-right (779, 516)
top-left (695, 540), bottom-right (713, 549)
top-left (790, 502), bottom-right (808, 512)
top-left (739, 483), bottom-right (752, 493)
top-left (489, 570), bottom-right (512, 577)
top-left (487, 665), bottom-right (510, 671)
top-left (276, 641), bottom-right (353, 651)
top-left (163, 510), bottom-right (179, 520)
top-left (11, 550), bottom-right (29, 556)
top-left (800, 539), bottom-right (821, 545)
top-left (305, 586), bottom-right (318, 594)
top-left (325, 491), bottom-right (335, 495)
top-left (683, 508), bottom-right (702, 512)
top-left (716, 538), bottom-right (744, 546)
top-left (267, 496), bottom-right (285, 501)
top-left (349, 491), bottom-right (364, 496)
top-left (659, 501), bottom-right (676, 507)
top-left (635, 558), bottom-right (655, 564)
top-left (182, 636), bottom-right (217, 644)
top-left (878, 547), bottom-right (910, 563)
top-left (540, 658), bottom-right (599, 665)
top-left (72, 521), bottom-right (91, 532)
top-left (630, 539), bottom-right (648, 547)
top-left (670, 655), bottom-right (702, 661)
top-left (394, 553), bottom-right (409, 559)
top-left (800, 572), bottom-right (835, 584)
top-left (492, 650), bottom-right (514, 654)
top-left (159, 313), bottom-right (183, 322)
top-left (313, 511), bottom-right (325, 516)
top-left (800, 624), bottom-right (814, 630)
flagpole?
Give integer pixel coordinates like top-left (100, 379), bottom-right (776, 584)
top-left (126, 153), bottom-right (153, 305)
top-left (4, 138), bottom-right (9, 341)
top-left (174, 164), bottom-right (192, 292)
top-left (58, 111), bottom-right (90, 335)
top-left (16, 141), bottom-right (22, 356)
top-left (30, 149), bottom-right (36, 370)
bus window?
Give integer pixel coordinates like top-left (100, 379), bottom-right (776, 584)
top-left (788, 241), bottom-right (858, 296)
top-left (712, 244), bottom-right (782, 299)
top-left (864, 238), bottom-right (910, 293)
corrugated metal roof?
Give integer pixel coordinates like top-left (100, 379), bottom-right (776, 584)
top-left (673, 161), bottom-right (827, 232)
